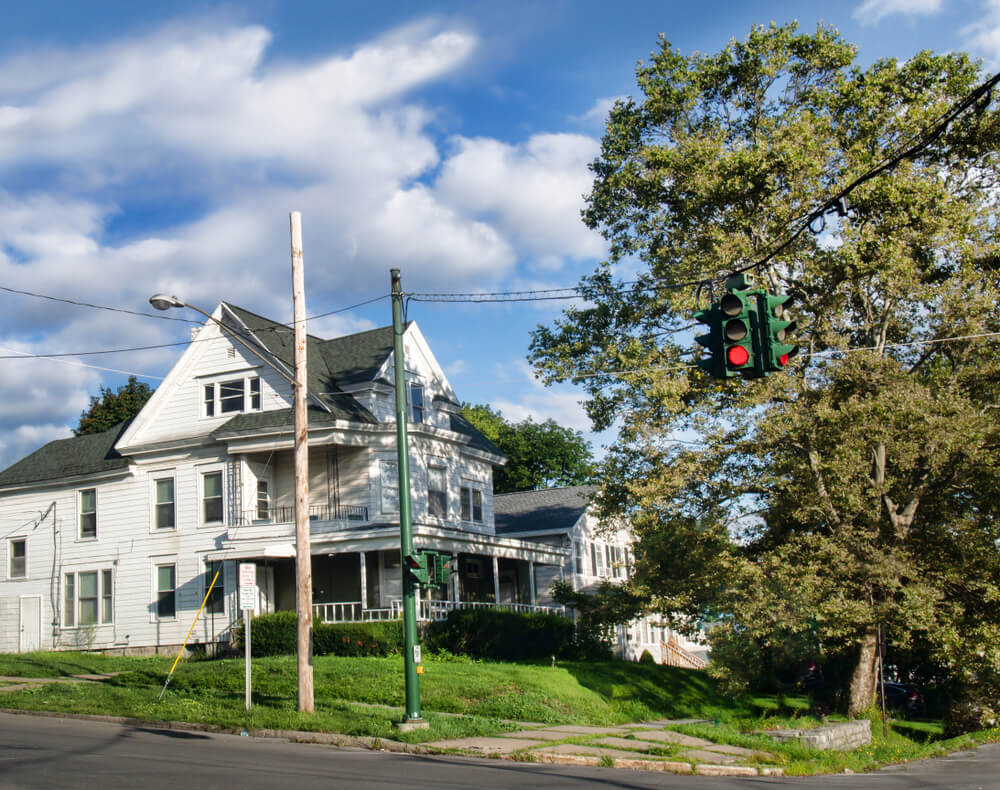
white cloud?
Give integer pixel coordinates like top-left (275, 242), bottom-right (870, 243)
top-left (433, 133), bottom-right (605, 268)
top-left (963, 1), bottom-right (1000, 66)
top-left (572, 96), bottom-right (618, 131)
top-left (852, 0), bottom-right (942, 25)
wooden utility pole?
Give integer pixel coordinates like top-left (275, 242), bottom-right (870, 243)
top-left (290, 211), bottom-right (314, 713)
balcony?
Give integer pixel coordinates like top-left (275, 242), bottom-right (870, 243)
top-left (234, 503), bottom-right (369, 527)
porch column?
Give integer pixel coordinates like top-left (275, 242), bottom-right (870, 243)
top-left (528, 561), bottom-right (536, 606)
top-left (359, 552), bottom-right (368, 610)
top-left (492, 556), bottom-right (500, 603)
top-left (451, 558), bottom-right (460, 602)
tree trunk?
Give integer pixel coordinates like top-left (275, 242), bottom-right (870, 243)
top-left (848, 626), bottom-right (879, 717)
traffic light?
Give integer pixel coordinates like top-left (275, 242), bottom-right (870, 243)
top-left (694, 302), bottom-right (729, 379)
top-left (720, 290), bottom-right (761, 378)
top-left (404, 553), bottom-right (429, 585)
top-left (431, 552), bottom-right (454, 589)
top-left (759, 292), bottom-right (798, 372)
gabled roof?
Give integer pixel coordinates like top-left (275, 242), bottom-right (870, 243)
top-left (493, 485), bottom-right (596, 536)
top-left (0, 422), bottom-right (131, 487)
top-left (320, 324), bottom-right (398, 385)
top-left (220, 303), bottom-right (378, 425)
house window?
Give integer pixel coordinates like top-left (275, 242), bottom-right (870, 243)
top-left (219, 379), bottom-right (245, 413)
top-left (157, 564), bottom-right (176, 619)
top-left (591, 542), bottom-right (606, 576)
top-left (202, 471), bottom-right (223, 524)
top-left (64, 574), bottom-right (75, 627)
top-left (155, 478), bottom-right (175, 529)
top-left (380, 460), bottom-right (398, 514)
top-left (9, 538), bottom-right (25, 578)
top-left (409, 383), bottom-right (424, 423)
top-left (611, 546), bottom-right (624, 579)
top-left (79, 488), bottom-right (97, 539)
top-left (256, 480), bottom-right (270, 521)
top-left (427, 466), bottom-right (447, 518)
top-left (205, 561), bottom-right (224, 615)
top-left (460, 485), bottom-right (483, 523)
top-left (574, 541), bottom-right (585, 576)
top-left (203, 376), bottom-right (261, 417)
top-left (62, 569), bottom-right (113, 627)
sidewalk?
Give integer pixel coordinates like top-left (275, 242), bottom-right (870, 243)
top-left (423, 720), bottom-right (785, 777)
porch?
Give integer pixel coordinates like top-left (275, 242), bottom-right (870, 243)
top-left (239, 549), bottom-right (566, 623)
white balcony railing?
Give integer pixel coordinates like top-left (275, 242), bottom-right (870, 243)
top-left (235, 503), bottom-right (368, 527)
top-left (312, 598), bottom-right (566, 624)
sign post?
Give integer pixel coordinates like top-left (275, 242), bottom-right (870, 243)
top-left (239, 563), bottom-right (257, 711)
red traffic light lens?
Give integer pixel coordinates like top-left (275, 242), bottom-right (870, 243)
top-left (779, 353), bottom-right (788, 366)
top-left (727, 345), bottom-right (749, 367)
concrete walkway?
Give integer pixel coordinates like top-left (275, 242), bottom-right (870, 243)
top-left (424, 719), bottom-right (785, 777)
top-left (0, 673), bottom-right (122, 693)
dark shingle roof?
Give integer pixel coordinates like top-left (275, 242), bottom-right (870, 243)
top-left (320, 325), bottom-right (398, 385)
top-left (0, 422), bottom-right (131, 487)
top-left (493, 485), bottom-right (596, 535)
top-left (449, 412), bottom-right (504, 457)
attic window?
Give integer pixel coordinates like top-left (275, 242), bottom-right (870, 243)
top-left (203, 376), bottom-right (261, 417)
top-left (409, 383), bottom-right (424, 424)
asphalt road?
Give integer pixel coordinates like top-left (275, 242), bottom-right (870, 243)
top-left (0, 712), bottom-right (997, 789)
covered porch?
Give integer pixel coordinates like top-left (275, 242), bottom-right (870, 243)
top-left (211, 531), bottom-right (569, 624)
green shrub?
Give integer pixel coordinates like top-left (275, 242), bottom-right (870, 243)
top-left (638, 649), bottom-right (656, 664)
top-left (231, 613), bottom-right (403, 658)
top-left (424, 608), bottom-right (580, 661)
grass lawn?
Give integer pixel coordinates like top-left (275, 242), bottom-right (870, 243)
top-left (0, 650), bottom-right (996, 775)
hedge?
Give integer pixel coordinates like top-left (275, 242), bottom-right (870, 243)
top-left (424, 607), bottom-right (591, 661)
top-left (231, 612), bottom-right (403, 657)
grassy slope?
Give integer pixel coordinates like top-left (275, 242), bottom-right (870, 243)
top-left (0, 651), bottom-right (997, 774)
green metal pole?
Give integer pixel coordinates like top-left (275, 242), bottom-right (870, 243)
top-left (391, 268), bottom-right (422, 723)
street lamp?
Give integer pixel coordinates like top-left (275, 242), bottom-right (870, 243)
top-left (148, 294), bottom-right (294, 385)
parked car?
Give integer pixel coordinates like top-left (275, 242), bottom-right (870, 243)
top-left (878, 681), bottom-right (925, 717)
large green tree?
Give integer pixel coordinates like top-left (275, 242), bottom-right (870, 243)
top-left (75, 376), bottom-right (154, 436)
top-left (462, 403), bottom-right (595, 493)
top-left (530, 24), bottom-right (1000, 716)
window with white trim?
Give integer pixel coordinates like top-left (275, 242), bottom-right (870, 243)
top-left (202, 375), bottom-right (261, 417)
top-left (63, 569), bottom-right (113, 626)
top-left (460, 484), bottom-right (483, 523)
top-left (79, 488), bottom-right (97, 539)
top-left (256, 480), bottom-right (270, 521)
top-left (409, 383), bottom-right (424, 423)
top-left (427, 466), bottom-right (447, 518)
top-left (380, 460), bottom-right (399, 515)
top-left (154, 477), bottom-right (175, 530)
top-left (156, 564), bottom-right (176, 619)
top-left (9, 539), bottom-right (25, 578)
top-left (205, 560), bottom-right (224, 615)
top-left (202, 471), bottom-right (223, 524)
top-left (574, 541), bottom-right (585, 575)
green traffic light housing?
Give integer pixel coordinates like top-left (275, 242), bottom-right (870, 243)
top-left (721, 289), bottom-right (760, 377)
top-left (404, 553), bottom-right (430, 585)
top-left (760, 292), bottom-right (799, 371)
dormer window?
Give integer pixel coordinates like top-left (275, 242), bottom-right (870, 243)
top-left (409, 383), bottom-right (424, 424)
top-left (203, 375), bottom-right (261, 417)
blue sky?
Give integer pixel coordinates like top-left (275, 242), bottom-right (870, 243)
top-left (0, 0), bottom-right (993, 468)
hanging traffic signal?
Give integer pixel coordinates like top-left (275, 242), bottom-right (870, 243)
top-left (721, 290), bottom-right (761, 377)
top-left (759, 292), bottom-right (798, 372)
top-left (404, 553), bottom-right (429, 585)
top-left (694, 302), bottom-right (730, 379)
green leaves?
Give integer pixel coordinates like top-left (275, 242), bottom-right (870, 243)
top-left (75, 376), bottom-right (153, 436)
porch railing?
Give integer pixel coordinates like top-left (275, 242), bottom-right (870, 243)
top-left (312, 598), bottom-right (566, 624)
top-left (235, 503), bottom-right (369, 527)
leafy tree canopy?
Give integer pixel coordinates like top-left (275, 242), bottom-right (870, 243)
top-left (75, 376), bottom-right (154, 436)
top-left (530, 23), bottom-right (1000, 717)
top-left (462, 403), bottom-right (595, 493)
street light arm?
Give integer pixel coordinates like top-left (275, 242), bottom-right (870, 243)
top-left (148, 294), bottom-right (298, 388)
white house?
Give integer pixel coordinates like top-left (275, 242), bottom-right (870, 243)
top-left (0, 303), bottom-right (568, 654)
top-left (495, 486), bottom-right (708, 668)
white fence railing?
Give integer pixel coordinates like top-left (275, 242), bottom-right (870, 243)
top-left (313, 599), bottom-right (566, 624)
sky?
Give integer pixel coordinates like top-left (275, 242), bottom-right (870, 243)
top-left (0, 0), bottom-right (995, 469)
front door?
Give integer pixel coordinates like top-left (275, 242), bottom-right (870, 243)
top-left (18, 596), bottom-right (41, 653)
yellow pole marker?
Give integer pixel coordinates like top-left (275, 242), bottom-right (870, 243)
top-left (158, 569), bottom-right (221, 702)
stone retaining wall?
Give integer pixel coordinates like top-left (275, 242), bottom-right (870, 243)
top-left (761, 720), bottom-right (871, 751)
